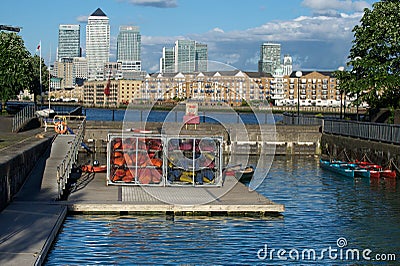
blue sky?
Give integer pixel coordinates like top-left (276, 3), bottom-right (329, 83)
top-left (1, 0), bottom-right (378, 72)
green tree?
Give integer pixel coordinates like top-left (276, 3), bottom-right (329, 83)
top-left (0, 32), bottom-right (33, 103)
top-left (0, 32), bottom-right (49, 108)
top-left (337, 0), bottom-right (400, 109)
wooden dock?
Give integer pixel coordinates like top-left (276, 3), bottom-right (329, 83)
top-left (67, 173), bottom-right (284, 215)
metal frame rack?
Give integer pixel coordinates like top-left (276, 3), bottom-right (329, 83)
top-left (107, 133), bottom-right (223, 187)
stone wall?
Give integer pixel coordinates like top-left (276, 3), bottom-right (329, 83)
top-left (83, 121), bottom-right (322, 155)
top-left (321, 133), bottom-right (400, 169)
top-left (0, 137), bottom-right (53, 211)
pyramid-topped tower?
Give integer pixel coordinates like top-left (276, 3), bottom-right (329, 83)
top-left (86, 8), bottom-right (110, 81)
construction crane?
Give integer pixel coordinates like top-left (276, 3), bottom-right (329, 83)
top-left (0, 25), bottom-right (22, 32)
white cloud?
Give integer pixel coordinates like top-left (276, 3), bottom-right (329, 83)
top-left (212, 27), bottom-right (224, 33)
top-left (76, 15), bottom-right (88, 23)
top-left (139, 4), bottom-right (368, 72)
top-left (301, 0), bottom-right (370, 16)
top-left (126, 0), bottom-right (177, 8)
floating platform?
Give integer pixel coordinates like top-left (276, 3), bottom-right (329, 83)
top-left (67, 173), bottom-right (284, 215)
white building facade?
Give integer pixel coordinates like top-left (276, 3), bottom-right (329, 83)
top-left (86, 8), bottom-right (110, 81)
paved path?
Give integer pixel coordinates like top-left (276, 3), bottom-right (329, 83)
top-left (0, 116), bottom-right (44, 150)
top-left (0, 131), bottom-right (71, 265)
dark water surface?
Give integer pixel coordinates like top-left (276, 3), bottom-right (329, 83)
top-left (45, 157), bottom-right (400, 265)
top-left (83, 107), bottom-right (281, 124)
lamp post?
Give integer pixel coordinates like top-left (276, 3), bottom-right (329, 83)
top-left (337, 66), bottom-right (345, 119)
top-left (295, 71), bottom-right (302, 124)
top-left (354, 56), bottom-right (362, 121)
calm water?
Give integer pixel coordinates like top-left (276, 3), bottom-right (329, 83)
top-left (83, 107), bottom-right (282, 124)
top-left (45, 157), bottom-right (400, 265)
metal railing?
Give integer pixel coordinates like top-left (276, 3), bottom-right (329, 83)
top-left (12, 104), bottom-right (37, 132)
top-left (56, 117), bottom-right (86, 199)
top-left (323, 119), bottom-right (400, 145)
top-left (283, 113), bottom-right (323, 125)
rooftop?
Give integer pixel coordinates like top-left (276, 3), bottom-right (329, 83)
top-left (90, 8), bottom-right (107, 17)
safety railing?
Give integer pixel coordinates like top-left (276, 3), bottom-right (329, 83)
top-left (12, 104), bottom-right (37, 132)
top-left (283, 113), bottom-right (323, 125)
top-left (56, 117), bottom-right (86, 199)
top-left (323, 119), bottom-right (400, 145)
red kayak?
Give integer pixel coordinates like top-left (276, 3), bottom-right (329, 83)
top-left (82, 165), bottom-right (107, 173)
top-left (354, 161), bottom-right (396, 179)
top-left (381, 169), bottom-right (396, 179)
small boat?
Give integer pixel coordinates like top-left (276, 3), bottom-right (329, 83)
top-left (81, 160), bottom-right (107, 173)
top-left (320, 159), bottom-right (354, 177)
top-left (320, 159), bottom-right (371, 178)
top-left (381, 169), bottom-right (396, 179)
top-left (353, 161), bottom-right (396, 179)
top-left (81, 164), bottom-right (107, 173)
top-left (35, 108), bottom-right (55, 118)
top-left (234, 166), bottom-right (255, 183)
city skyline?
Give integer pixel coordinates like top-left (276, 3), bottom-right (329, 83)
top-left (1, 0), bottom-right (378, 72)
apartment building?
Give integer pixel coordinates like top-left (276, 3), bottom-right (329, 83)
top-left (141, 70), bottom-right (342, 107)
top-left (285, 71), bottom-right (341, 107)
top-left (83, 79), bottom-right (143, 107)
top-left (82, 70), bottom-right (342, 108)
top-left (119, 79), bottom-right (143, 104)
top-left (142, 70), bottom-right (272, 106)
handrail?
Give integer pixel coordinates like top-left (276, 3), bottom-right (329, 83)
top-left (56, 117), bottom-right (86, 199)
top-left (282, 113), bottom-right (323, 125)
top-left (323, 119), bottom-right (400, 145)
top-left (12, 104), bottom-right (37, 132)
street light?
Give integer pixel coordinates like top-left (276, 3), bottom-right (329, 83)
top-left (295, 71), bottom-right (302, 124)
top-left (338, 66), bottom-right (345, 119)
top-left (354, 57), bottom-right (362, 121)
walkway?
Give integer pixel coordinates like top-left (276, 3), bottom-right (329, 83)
top-left (0, 132), bottom-right (74, 265)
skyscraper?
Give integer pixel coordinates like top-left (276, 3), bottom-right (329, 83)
top-left (175, 40), bottom-right (196, 73)
top-left (117, 26), bottom-right (141, 71)
top-left (195, 43), bottom-right (208, 72)
top-left (258, 43), bottom-right (281, 74)
top-left (160, 40), bottom-right (208, 73)
top-left (57, 24), bottom-right (80, 62)
top-left (160, 47), bottom-right (175, 73)
top-left (86, 8), bottom-right (110, 81)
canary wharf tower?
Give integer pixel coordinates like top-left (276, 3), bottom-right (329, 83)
top-left (86, 8), bottom-right (110, 80)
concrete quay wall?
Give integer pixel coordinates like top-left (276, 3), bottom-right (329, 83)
top-left (0, 137), bottom-right (53, 211)
top-left (83, 121), bottom-right (322, 155)
top-left (322, 133), bottom-right (400, 169)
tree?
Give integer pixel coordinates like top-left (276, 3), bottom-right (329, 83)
top-left (337, 0), bottom-right (400, 110)
top-left (0, 32), bottom-right (33, 103)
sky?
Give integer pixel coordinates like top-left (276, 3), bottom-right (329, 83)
top-left (1, 0), bottom-right (379, 73)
